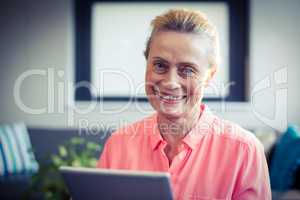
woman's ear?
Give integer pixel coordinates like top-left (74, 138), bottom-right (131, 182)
top-left (204, 65), bottom-right (217, 87)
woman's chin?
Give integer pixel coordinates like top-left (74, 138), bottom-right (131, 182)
top-left (158, 107), bottom-right (184, 119)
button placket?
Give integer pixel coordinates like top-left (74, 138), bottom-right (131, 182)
top-left (169, 148), bottom-right (189, 174)
top-left (159, 141), bottom-right (170, 170)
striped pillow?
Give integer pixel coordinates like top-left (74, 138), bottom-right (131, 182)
top-left (0, 123), bottom-right (39, 176)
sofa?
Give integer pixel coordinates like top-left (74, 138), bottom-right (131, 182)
top-left (0, 127), bottom-right (112, 200)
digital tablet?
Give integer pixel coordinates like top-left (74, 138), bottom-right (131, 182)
top-left (60, 166), bottom-right (173, 200)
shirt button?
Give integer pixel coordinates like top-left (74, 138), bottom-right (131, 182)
top-left (178, 153), bottom-right (184, 160)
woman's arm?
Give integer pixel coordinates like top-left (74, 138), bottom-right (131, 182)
top-left (97, 136), bottom-right (113, 168)
top-left (233, 141), bottom-right (271, 200)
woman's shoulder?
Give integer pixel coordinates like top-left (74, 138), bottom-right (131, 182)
top-left (210, 115), bottom-right (264, 152)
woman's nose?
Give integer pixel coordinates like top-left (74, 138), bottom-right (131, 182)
top-left (161, 68), bottom-right (181, 90)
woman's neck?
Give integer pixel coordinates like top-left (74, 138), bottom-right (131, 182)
top-left (157, 107), bottom-right (201, 147)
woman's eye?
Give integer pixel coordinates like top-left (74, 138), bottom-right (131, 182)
top-left (153, 62), bottom-right (167, 73)
top-left (180, 67), bottom-right (195, 76)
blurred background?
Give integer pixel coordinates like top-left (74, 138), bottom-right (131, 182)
top-left (0, 0), bottom-right (300, 199)
top-left (0, 0), bottom-right (299, 130)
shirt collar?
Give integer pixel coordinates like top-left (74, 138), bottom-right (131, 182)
top-left (149, 104), bottom-right (216, 151)
top-left (148, 114), bottom-right (164, 150)
top-left (182, 104), bottom-right (215, 149)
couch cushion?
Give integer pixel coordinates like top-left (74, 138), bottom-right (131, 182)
top-left (270, 125), bottom-right (300, 190)
top-left (0, 123), bottom-right (39, 176)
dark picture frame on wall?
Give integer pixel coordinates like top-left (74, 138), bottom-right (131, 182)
top-left (74, 0), bottom-right (249, 102)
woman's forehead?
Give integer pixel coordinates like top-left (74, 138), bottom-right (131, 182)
top-left (149, 31), bottom-right (210, 65)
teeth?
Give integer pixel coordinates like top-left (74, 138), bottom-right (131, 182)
top-left (160, 95), bottom-right (183, 100)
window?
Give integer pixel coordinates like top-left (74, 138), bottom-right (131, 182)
top-left (74, 0), bottom-right (249, 102)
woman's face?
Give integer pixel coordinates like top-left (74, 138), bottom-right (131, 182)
top-left (145, 31), bottom-right (216, 120)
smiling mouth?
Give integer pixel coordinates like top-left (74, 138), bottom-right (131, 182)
top-left (153, 90), bottom-right (187, 103)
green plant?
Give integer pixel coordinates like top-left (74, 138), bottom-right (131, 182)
top-left (23, 137), bottom-right (101, 200)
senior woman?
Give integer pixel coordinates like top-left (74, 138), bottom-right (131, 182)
top-left (98, 9), bottom-right (271, 199)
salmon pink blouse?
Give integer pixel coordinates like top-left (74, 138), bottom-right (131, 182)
top-left (98, 104), bottom-right (271, 200)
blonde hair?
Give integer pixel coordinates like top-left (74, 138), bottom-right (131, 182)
top-left (144, 8), bottom-right (220, 67)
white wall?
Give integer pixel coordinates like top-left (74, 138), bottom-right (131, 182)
top-left (249, 0), bottom-right (300, 131)
top-left (0, 0), bottom-right (299, 132)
